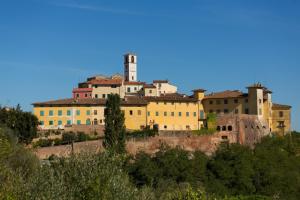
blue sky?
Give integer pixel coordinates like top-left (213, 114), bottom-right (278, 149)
top-left (0, 0), bottom-right (299, 130)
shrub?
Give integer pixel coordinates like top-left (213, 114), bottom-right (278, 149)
top-left (127, 126), bottom-right (158, 139)
top-left (61, 132), bottom-right (76, 144)
top-left (33, 138), bottom-right (53, 148)
top-left (76, 131), bottom-right (91, 142)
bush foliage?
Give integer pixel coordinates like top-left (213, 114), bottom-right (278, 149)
top-left (1, 124), bottom-right (300, 199)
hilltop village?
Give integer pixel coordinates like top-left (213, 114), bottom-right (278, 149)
top-left (33, 53), bottom-right (292, 142)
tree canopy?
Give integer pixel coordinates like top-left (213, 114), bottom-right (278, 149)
top-left (103, 94), bottom-right (126, 154)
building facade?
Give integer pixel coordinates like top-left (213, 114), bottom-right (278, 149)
top-left (33, 54), bottom-right (292, 135)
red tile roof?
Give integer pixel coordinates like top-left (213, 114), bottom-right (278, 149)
top-left (88, 79), bottom-right (122, 86)
top-left (124, 81), bottom-right (145, 85)
top-left (153, 80), bottom-right (169, 83)
top-left (204, 90), bottom-right (247, 99)
top-left (33, 96), bottom-right (148, 107)
top-left (272, 103), bottom-right (291, 109)
top-left (192, 88), bottom-right (206, 92)
top-left (143, 84), bottom-right (156, 89)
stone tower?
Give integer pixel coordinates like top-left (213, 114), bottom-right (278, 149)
top-left (247, 83), bottom-right (264, 117)
top-left (124, 53), bottom-right (137, 82)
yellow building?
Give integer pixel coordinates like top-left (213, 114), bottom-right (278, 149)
top-left (271, 103), bottom-right (292, 136)
top-left (33, 97), bottom-right (148, 131)
top-left (33, 83), bottom-right (291, 135)
top-left (33, 94), bottom-right (202, 131)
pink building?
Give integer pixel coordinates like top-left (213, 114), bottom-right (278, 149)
top-left (72, 88), bottom-right (93, 99)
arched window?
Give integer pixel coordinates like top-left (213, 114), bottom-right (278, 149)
top-left (131, 56), bottom-right (135, 63)
top-left (222, 126), bottom-right (226, 131)
top-left (93, 118), bottom-right (98, 125)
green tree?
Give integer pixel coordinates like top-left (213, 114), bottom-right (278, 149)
top-left (206, 144), bottom-right (256, 196)
top-left (0, 106), bottom-right (39, 144)
top-left (103, 94), bottom-right (126, 154)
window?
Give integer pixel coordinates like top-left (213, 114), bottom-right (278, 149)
top-left (40, 121), bottom-right (44, 125)
top-left (278, 121), bottom-right (285, 128)
top-left (209, 100), bottom-right (213, 105)
top-left (76, 94), bottom-right (79, 98)
top-left (235, 109), bottom-right (239, 114)
top-left (164, 125), bottom-right (167, 129)
top-left (217, 126), bottom-right (221, 131)
top-left (86, 119), bottom-right (91, 125)
top-left (234, 99), bottom-right (238, 104)
top-left (222, 136), bottom-right (228, 140)
top-left (100, 119), bottom-right (103, 124)
top-left (138, 110), bottom-right (142, 115)
top-left (147, 111), bottom-right (150, 116)
top-left (95, 94), bottom-right (98, 98)
top-left (85, 93), bottom-right (88, 97)
top-left (58, 120), bottom-right (62, 125)
top-left (58, 110), bottom-right (62, 116)
top-left (49, 110), bottom-right (54, 116)
top-left (156, 111), bottom-right (159, 116)
top-left (77, 120), bottom-right (81, 125)
top-left (209, 110), bottom-right (213, 113)
top-left (259, 99), bottom-right (262, 104)
top-left (222, 126), bottom-right (226, 131)
top-left (129, 110), bottom-right (133, 115)
top-left (171, 112), bottom-right (175, 117)
top-left (94, 110), bottom-right (97, 115)
top-left (102, 94), bottom-right (106, 98)
top-left (216, 100), bottom-right (221, 105)
top-left (94, 85), bottom-right (98, 88)
top-left (49, 120), bottom-right (53, 125)
top-left (149, 90), bottom-right (152, 94)
top-left (186, 112), bottom-right (189, 117)
top-left (193, 112), bottom-right (197, 117)
top-left (40, 111), bottom-right (44, 116)
top-left (217, 110), bottom-right (221, 114)
top-left (228, 126), bottom-right (233, 131)
top-left (76, 110), bottom-right (80, 116)
top-left (200, 110), bottom-right (204, 119)
top-left (179, 112), bottom-right (182, 117)
top-left (245, 108), bottom-right (249, 114)
top-left (224, 99), bottom-right (228, 104)
top-left (279, 111), bottom-right (284, 117)
top-left (131, 55), bottom-right (135, 63)
top-left (164, 102), bottom-right (167, 105)
top-left (93, 119), bottom-right (98, 125)
top-left (67, 120), bottom-right (71, 125)
top-left (164, 112), bottom-right (167, 116)
top-left (224, 109), bottom-right (229, 114)
top-left (111, 85), bottom-right (117, 88)
top-left (186, 125), bottom-right (191, 130)
top-left (134, 87), bottom-right (137, 91)
top-left (127, 87), bottom-right (131, 93)
top-left (86, 110), bottom-right (90, 115)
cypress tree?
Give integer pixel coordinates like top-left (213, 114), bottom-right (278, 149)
top-left (103, 94), bottom-right (126, 154)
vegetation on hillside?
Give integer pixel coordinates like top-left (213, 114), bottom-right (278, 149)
top-left (1, 104), bottom-right (300, 199)
top-left (0, 105), bottom-right (39, 144)
top-left (1, 123), bottom-right (300, 199)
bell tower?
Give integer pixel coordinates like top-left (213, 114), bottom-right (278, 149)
top-left (124, 53), bottom-right (137, 82)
